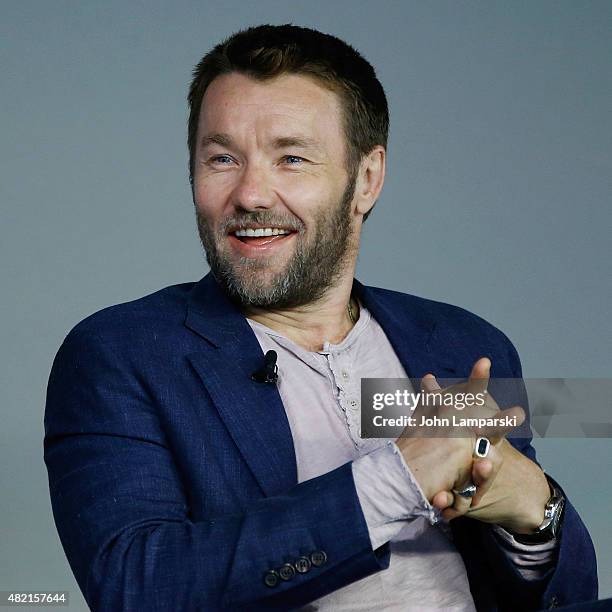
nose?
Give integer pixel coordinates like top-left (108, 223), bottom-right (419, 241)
top-left (230, 161), bottom-right (276, 212)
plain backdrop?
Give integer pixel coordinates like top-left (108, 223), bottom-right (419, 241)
top-left (2, 1), bottom-right (611, 609)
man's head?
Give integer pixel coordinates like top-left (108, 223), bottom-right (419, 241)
top-left (188, 25), bottom-right (388, 308)
top-left (188, 24), bottom-right (389, 206)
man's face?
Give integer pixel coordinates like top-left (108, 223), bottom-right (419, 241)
top-left (192, 72), bottom-right (359, 308)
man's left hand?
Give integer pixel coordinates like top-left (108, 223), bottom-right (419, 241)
top-left (432, 438), bottom-right (551, 534)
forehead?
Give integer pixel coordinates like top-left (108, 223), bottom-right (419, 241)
top-left (197, 72), bottom-right (345, 149)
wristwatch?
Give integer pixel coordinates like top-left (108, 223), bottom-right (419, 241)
top-left (513, 476), bottom-right (565, 544)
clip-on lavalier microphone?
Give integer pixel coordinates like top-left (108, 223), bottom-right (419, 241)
top-left (251, 350), bottom-right (279, 384)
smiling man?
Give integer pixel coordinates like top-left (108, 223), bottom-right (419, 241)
top-left (44, 25), bottom-right (597, 611)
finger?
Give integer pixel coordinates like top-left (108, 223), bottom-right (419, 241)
top-left (471, 404), bottom-right (526, 444)
top-left (421, 373), bottom-right (442, 392)
top-left (432, 490), bottom-right (453, 510)
top-left (470, 443), bottom-right (503, 507)
top-left (420, 374), bottom-right (443, 408)
top-left (442, 490), bottom-right (473, 521)
top-left (505, 405), bottom-right (526, 428)
top-left (467, 357), bottom-right (491, 397)
top-left (469, 459), bottom-right (495, 507)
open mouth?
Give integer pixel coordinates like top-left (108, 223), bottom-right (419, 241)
top-left (230, 226), bottom-right (297, 248)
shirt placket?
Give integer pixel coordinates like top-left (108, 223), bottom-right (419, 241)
top-left (326, 347), bottom-right (375, 453)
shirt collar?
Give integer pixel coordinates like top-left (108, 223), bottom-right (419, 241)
top-left (246, 300), bottom-right (372, 358)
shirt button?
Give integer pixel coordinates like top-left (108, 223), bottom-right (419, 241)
top-left (263, 570), bottom-right (280, 588)
top-left (294, 556), bottom-right (312, 573)
top-left (350, 399), bottom-right (358, 409)
top-left (341, 370), bottom-right (349, 380)
top-left (278, 563), bottom-right (295, 581)
top-left (310, 550), bottom-right (328, 567)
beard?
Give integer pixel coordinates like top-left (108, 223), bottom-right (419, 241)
top-left (196, 170), bottom-right (358, 309)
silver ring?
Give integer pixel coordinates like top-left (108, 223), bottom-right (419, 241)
top-left (453, 483), bottom-right (477, 498)
top-left (474, 437), bottom-right (490, 458)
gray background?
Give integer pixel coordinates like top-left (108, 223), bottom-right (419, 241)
top-left (2, 1), bottom-right (611, 608)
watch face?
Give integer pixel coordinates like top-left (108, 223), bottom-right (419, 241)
top-left (549, 497), bottom-right (565, 538)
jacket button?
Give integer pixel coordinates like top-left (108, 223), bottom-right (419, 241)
top-left (548, 596), bottom-right (559, 609)
top-left (310, 550), bottom-right (328, 567)
top-left (263, 570), bottom-right (280, 588)
top-left (278, 563), bottom-right (296, 581)
top-left (295, 556), bottom-right (312, 573)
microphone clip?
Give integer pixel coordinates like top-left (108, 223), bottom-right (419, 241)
top-left (251, 350), bottom-right (279, 384)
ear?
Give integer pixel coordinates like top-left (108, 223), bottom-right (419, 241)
top-left (353, 146), bottom-right (386, 217)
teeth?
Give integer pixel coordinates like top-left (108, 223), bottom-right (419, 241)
top-left (234, 228), bottom-right (291, 237)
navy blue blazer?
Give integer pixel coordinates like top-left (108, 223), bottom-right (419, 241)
top-left (44, 274), bottom-right (597, 611)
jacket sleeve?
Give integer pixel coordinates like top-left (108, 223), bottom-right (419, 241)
top-left (43, 328), bottom-right (389, 611)
top-left (453, 336), bottom-right (598, 611)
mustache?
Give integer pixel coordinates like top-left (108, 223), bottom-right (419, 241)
top-left (216, 211), bottom-right (305, 234)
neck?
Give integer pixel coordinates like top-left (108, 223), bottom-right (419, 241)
top-left (244, 276), bottom-right (359, 352)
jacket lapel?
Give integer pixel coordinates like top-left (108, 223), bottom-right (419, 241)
top-left (184, 274), bottom-right (297, 497)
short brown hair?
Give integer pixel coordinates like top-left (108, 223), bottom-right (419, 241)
top-left (187, 24), bottom-right (389, 220)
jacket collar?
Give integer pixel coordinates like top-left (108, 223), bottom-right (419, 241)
top-left (185, 274), bottom-right (452, 368)
top-left (185, 272), bottom-right (254, 348)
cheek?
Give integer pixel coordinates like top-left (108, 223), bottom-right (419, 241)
top-left (193, 180), bottom-right (230, 215)
top-left (279, 178), bottom-right (338, 217)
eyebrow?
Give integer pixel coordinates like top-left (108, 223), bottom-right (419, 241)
top-left (200, 133), bottom-right (233, 149)
top-left (200, 133), bottom-right (323, 152)
top-left (272, 136), bottom-right (321, 151)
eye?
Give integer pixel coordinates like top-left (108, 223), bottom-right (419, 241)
top-left (210, 155), bottom-right (234, 165)
top-left (283, 155), bottom-right (305, 165)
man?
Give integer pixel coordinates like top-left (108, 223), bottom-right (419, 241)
top-left (44, 24), bottom-right (597, 611)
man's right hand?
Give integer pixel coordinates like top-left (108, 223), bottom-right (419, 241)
top-left (395, 358), bottom-right (524, 502)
